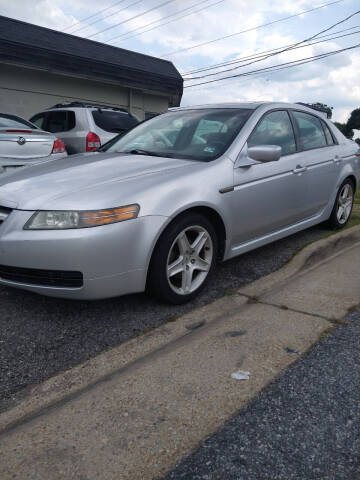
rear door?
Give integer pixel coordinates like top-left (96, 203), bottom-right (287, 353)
top-left (290, 110), bottom-right (340, 216)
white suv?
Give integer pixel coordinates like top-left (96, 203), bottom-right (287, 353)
top-left (30, 103), bottom-right (139, 155)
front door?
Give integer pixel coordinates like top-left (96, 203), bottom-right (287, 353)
top-left (231, 110), bottom-right (310, 246)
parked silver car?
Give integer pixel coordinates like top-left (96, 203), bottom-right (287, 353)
top-left (29, 103), bottom-right (139, 154)
top-left (0, 102), bottom-right (359, 303)
top-left (0, 113), bottom-right (67, 177)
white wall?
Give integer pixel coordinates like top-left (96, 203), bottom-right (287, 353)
top-left (0, 64), bottom-right (169, 121)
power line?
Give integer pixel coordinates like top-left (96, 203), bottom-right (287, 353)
top-left (184, 10), bottom-right (360, 81)
top-left (68, 0), bottom-right (145, 35)
top-left (184, 42), bottom-right (360, 88)
top-left (85, 0), bottom-right (178, 39)
top-left (106, 0), bottom-right (222, 44)
top-left (160, 0), bottom-right (346, 57)
top-left (63, 0), bottom-right (128, 32)
top-left (185, 45), bottom-right (359, 88)
top-left (185, 28), bottom-right (360, 78)
top-left (182, 25), bottom-right (360, 75)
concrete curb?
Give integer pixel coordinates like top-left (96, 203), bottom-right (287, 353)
top-left (239, 224), bottom-right (360, 298)
top-left (1, 224), bottom-right (360, 434)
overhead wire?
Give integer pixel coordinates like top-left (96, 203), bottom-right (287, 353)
top-left (67, 0), bottom-right (145, 35)
top-left (63, 0), bottom-right (129, 31)
top-left (182, 25), bottom-right (360, 76)
top-left (106, 0), bottom-right (224, 44)
top-left (159, 0), bottom-right (346, 57)
top-left (183, 10), bottom-right (360, 81)
top-left (85, 0), bottom-right (178, 39)
top-left (184, 42), bottom-right (360, 88)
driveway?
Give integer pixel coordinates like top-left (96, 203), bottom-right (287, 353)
top-left (0, 224), bottom-right (332, 412)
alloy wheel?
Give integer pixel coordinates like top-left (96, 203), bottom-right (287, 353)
top-left (336, 183), bottom-right (353, 224)
top-left (166, 225), bottom-right (213, 295)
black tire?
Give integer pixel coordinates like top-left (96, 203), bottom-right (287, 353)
top-left (147, 213), bottom-right (218, 304)
top-left (327, 178), bottom-right (355, 229)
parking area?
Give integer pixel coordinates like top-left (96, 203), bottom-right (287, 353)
top-left (0, 224), bottom-right (332, 413)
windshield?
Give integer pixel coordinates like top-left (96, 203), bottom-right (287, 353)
top-left (101, 108), bottom-right (253, 161)
top-left (0, 113), bottom-right (37, 129)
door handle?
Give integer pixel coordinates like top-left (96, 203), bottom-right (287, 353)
top-left (293, 165), bottom-right (307, 174)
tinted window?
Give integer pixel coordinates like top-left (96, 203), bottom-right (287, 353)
top-left (30, 113), bottom-right (47, 129)
top-left (248, 110), bottom-right (296, 155)
top-left (45, 111), bottom-right (75, 133)
top-left (102, 108), bottom-right (253, 161)
top-left (293, 111), bottom-right (327, 150)
top-left (0, 113), bottom-right (36, 129)
top-left (321, 120), bottom-right (335, 145)
top-left (92, 110), bottom-right (138, 133)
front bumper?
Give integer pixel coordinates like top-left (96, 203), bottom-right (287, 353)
top-left (0, 209), bottom-right (168, 299)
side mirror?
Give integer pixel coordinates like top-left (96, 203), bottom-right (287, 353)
top-left (247, 145), bottom-right (282, 163)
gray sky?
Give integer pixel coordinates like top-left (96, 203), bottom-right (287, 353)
top-left (1, 0), bottom-right (359, 122)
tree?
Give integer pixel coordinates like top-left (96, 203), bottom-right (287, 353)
top-left (334, 122), bottom-right (354, 140)
top-left (312, 102), bottom-right (333, 119)
top-left (347, 108), bottom-right (360, 131)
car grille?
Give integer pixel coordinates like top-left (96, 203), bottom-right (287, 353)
top-left (0, 206), bottom-right (12, 226)
top-left (0, 265), bottom-right (83, 288)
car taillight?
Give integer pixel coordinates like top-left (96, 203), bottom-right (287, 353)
top-left (52, 139), bottom-right (66, 154)
top-left (86, 132), bottom-right (101, 152)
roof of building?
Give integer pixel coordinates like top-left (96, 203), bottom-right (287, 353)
top-left (0, 15), bottom-right (183, 106)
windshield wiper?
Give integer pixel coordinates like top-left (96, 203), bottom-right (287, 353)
top-left (123, 149), bottom-right (171, 158)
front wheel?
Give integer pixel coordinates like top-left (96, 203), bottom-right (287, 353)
top-left (327, 179), bottom-right (355, 229)
top-left (148, 213), bottom-right (218, 304)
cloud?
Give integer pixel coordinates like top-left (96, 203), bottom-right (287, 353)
top-left (1, 0), bottom-right (359, 121)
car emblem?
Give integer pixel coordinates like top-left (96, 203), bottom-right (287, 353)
top-left (17, 136), bottom-right (26, 146)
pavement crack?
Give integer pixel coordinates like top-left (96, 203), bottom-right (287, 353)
top-left (236, 293), bottom-right (337, 323)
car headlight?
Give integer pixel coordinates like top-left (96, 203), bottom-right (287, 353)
top-left (24, 204), bottom-right (140, 230)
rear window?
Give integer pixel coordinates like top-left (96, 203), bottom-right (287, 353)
top-left (92, 110), bottom-right (138, 133)
top-left (30, 113), bottom-right (46, 129)
top-left (45, 111), bottom-right (76, 133)
top-left (321, 120), bottom-right (335, 145)
top-left (293, 111), bottom-right (327, 150)
top-left (0, 114), bottom-right (36, 129)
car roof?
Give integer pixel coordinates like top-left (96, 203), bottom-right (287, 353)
top-left (169, 102), bottom-right (267, 111)
top-left (42, 103), bottom-right (133, 114)
top-left (169, 102), bottom-right (331, 119)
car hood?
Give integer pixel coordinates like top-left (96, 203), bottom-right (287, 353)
top-left (0, 152), bottom-right (198, 210)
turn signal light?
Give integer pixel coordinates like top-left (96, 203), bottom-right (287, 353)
top-left (52, 139), bottom-right (66, 154)
top-left (81, 205), bottom-right (140, 227)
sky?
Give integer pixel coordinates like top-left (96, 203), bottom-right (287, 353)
top-left (1, 0), bottom-right (360, 123)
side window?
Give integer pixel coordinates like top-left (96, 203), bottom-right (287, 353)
top-left (248, 110), bottom-right (296, 155)
top-left (321, 120), bottom-right (335, 145)
top-left (30, 113), bottom-right (47, 129)
top-left (45, 111), bottom-right (75, 133)
top-left (293, 111), bottom-right (327, 150)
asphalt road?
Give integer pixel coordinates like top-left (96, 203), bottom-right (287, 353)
top-left (0, 224), bottom-right (333, 413)
top-left (163, 309), bottom-right (360, 480)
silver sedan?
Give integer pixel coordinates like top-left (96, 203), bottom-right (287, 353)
top-left (0, 113), bottom-right (67, 177)
top-left (0, 102), bottom-right (359, 303)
